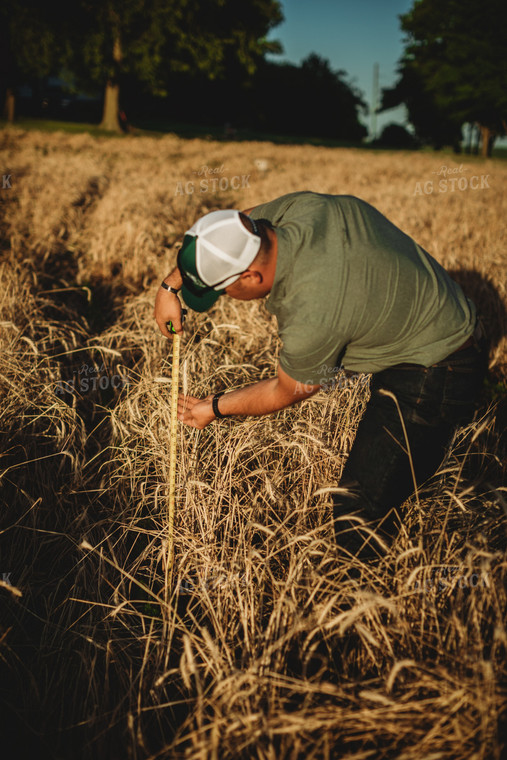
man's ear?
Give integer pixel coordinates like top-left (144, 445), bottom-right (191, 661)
top-left (240, 269), bottom-right (263, 285)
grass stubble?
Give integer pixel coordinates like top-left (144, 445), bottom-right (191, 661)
top-left (0, 127), bottom-right (506, 759)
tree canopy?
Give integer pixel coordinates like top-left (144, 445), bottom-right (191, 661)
top-left (2, 1), bottom-right (367, 141)
top-left (0, 0), bottom-right (67, 120)
top-left (68, 0), bottom-right (285, 130)
top-left (2, 0), bottom-right (284, 131)
top-left (380, 0), bottom-right (507, 155)
top-left (251, 54), bottom-right (368, 141)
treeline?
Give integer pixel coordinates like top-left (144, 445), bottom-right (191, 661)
top-left (0, 0), bottom-right (367, 141)
top-left (2, 0), bottom-right (505, 151)
top-left (120, 54), bottom-right (367, 141)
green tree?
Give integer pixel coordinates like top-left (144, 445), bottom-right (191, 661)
top-left (380, 62), bottom-right (463, 151)
top-left (252, 54), bottom-right (367, 141)
top-left (0, 0), bottom-right (66, 122)
top-left (382, 0), bottom-right (507, 156)
top-left (66, 0), bottom-right (283, 132)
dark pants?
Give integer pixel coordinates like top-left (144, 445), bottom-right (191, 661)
top-left (333, 329), bottom-right (489, 560)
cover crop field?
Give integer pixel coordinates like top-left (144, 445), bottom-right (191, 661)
top-left (1, 127), bottom-right (506, 759)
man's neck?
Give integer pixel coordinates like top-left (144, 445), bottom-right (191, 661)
top-left (263, 226), bottom-right (278, 292)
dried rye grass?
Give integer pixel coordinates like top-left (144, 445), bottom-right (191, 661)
top-left (0, 129), bottom-right (506, 760)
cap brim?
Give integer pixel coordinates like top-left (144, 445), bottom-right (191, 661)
top-left (178, 234), bottom-right (224, 312)
top-left (181, 284), bottom-right (223, 312)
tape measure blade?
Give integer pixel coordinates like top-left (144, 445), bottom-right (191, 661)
top-left (167, 333), bottom-right (180, 579)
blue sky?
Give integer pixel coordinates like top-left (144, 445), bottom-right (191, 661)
top-left (266, 0), bottom-right (415, 139)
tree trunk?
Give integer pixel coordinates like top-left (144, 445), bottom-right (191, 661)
top-left (99, 80), bottom-right (121, 132)
top-left (480, 124), bottom-right (494, 158)
top-left (99, 35), bottom-right (122, 133)
top-left (3, 88), bottom-right (15, 122)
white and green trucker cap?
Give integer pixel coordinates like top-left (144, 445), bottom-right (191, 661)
top-left (177, 210), bottom-right (261, 312)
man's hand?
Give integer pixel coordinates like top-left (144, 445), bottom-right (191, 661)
top-left (178, 394), bottom-right (215, 429)
top-left (155, 289), bottom-right (183, 338)
top-left (154, 267), bottom-right (184, 338)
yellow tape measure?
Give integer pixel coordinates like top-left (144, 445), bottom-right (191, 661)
top-left (166, 311), bottom-right (185, 585)
top-left (167, 332), bottom-right (180, 579)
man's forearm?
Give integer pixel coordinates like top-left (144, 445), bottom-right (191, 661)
top-left (214, 378), bottom-right (297, 418)
top-left (178, 368), bottom-right (320, 428)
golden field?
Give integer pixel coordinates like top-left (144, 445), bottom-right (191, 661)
top-left (0, 127), bottom-right (506, 759)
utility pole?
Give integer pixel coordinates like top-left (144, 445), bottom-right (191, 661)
top-left (371, 62), bottom-right (379, 141)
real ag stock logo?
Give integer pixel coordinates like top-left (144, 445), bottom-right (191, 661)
top-left (413, 164), bottom-right (491, 195)
top-left (54, 362), bottom-right (129, 396)
top-left (174, 164), bottom-right (250, 196)
top-left (413, 565), bottom-right (490, 593)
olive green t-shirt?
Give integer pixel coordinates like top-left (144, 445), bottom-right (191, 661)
top-left (250, 192), bottom-right (476, 384)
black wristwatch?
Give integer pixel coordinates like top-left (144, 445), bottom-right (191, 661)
top-left (160, 281), bottom-right (179, 295)
top-left (212, 391), bottom-right (227, 419)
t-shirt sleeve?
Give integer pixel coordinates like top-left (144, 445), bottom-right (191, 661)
top-left (279, 322), bottom-right (347, 386)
